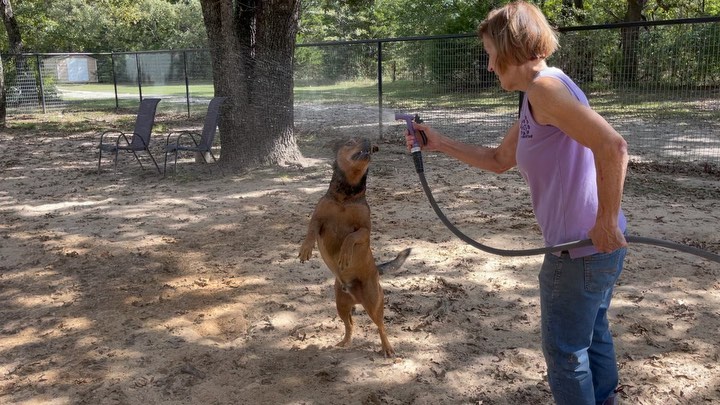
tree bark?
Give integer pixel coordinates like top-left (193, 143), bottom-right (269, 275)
top-left (0, 0), bottom-right (24, 127)
top-left (0, 54), bottom-right (5, 128)
top-left (619, 0), bottom-right (645, 84)
top-left (561, 0), bottom-right (594, 84)
top-left (200, 0), bottom-right (303, 170)
top-left (1, 0), bottom-right (22, 54)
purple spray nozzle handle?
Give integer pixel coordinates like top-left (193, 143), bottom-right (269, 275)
top-left (395, 113), bottom-right (420, 149)
top-left (395, 113), bottom-right (426, 173)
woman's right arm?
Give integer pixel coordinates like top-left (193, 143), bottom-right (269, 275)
top-left (406, 121), bottom-right (519, 174)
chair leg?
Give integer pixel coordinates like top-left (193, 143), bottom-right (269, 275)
top-left (174, 150), bottom-right (180, 175)
top-left (199, 152), bottom-right (213, 176)
top-left (209, 151), bottom-right (224, 177)
top-left (163, 151), bottom-right (169, 177)
top-left (113, 150), bottom-right (119, 173)
top-left (147, 150), bottom-right (161, 174)
top-left (98, 148), bottom-right (104, 174)
top-left (130, 150), bottom-right (145, 170)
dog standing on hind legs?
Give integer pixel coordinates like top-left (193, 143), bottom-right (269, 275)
top-left (298, 137), bottom-right (411, 357)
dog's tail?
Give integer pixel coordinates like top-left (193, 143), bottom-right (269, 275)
top-left (377, 248), bottom-right (411, 275)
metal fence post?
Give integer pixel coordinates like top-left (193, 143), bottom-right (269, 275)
top-left (35, 55), bottom-right (46, 113)
top-left (135, 53), bottom-right (143, 101)
top-left (111, 53), bottom-right (119, 110)
top-left (377, 41), bottom-right (383, 139)
top-left (183, 50), bottom-right (190, 118)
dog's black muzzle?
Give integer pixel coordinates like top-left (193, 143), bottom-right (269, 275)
top-left (351, 138), bottom-right (374, 161)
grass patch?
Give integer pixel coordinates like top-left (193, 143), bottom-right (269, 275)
top-left (35, 80), bottom-right (720, 123)
top-left (56, 83), bottom-right (216, 98)
top-left (295, 79), bottom-right (516, 111)
top-left (7, 111), bottom-right (200, 135)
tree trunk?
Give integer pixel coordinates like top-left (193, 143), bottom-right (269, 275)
top-left (620, 0), bottom-right (644, 84)
top-left (0, 55), bottom-right (5, 127)
top-left (200, 0), bottom-right (303, 170)
top-left (1, 0), bottom-right (24, 127)
top-left (561, 0), bottom-right (593, 84)
top-left (1, 0), bottom-right (22, 54)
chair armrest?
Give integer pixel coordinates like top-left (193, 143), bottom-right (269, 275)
top-left (165, 131), bottom-right (201, 150)
top-left (98, 130), bottom-right (123, 145)
top-left (99, 130), bottom-right (133, 151)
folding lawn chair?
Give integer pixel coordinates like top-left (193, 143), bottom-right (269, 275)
top-left (97, 98), bottom-right (162, 174)
top-left (163, 96), bottom-right (227, 176)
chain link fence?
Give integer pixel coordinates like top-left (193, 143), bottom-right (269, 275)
top-left (3, 17), bottom-right (719, 165)
top-left (295, 17), bottom-right (720, 165)
top-left (2, 50), bottom-right (214, 117)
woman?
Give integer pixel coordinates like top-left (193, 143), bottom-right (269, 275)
top-left (405, 2), bottom-right (628, 404)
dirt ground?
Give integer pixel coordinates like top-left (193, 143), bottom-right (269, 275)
top-left (1, 110), bottom-right (719, 405)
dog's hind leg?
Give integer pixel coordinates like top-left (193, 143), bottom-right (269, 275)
top-left (334, 280), bottom-right (355, 348)
top-left (360, 281), bottom-right (394, 357)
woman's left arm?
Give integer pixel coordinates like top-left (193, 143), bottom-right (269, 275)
top-left (528, 78), bottom-right (629, 253)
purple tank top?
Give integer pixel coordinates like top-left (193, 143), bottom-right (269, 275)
top-left (516, 67), bottom-right (626, 258)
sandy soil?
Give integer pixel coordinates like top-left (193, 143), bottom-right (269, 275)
top-left (1, 110), bottom-right (719, 405)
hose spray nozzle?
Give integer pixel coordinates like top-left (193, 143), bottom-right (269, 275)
top-left (395, 112), bottom-right (426, 173)
top-left (394, 113), bottom-right (426, 150)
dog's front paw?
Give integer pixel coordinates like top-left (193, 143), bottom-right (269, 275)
top-left (298, 242), bottom-right (314, 263)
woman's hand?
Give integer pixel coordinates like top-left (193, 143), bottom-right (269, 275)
top-left (588, 222), bottom-right (627, 253)
top-left (404, 122), bottom-right (442, 152)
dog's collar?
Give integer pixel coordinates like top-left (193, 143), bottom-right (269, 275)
top-left (329, 164), bottom-right (367, 200)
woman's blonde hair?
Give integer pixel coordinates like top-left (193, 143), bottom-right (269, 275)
top-left (477, 1), bottom-right (559, 73)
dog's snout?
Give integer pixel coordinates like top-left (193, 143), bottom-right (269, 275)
top-left (362, 138), bottom-right (371, 151)
top-left (349, 138), bottom-right (374, 160)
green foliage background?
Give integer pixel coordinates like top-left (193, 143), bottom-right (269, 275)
top-left (1, 0), bottom-right (206, 52)
top-left (1, 1), bottom-right (717, 53)
top-left (1, 0), bottom-right (718, 104)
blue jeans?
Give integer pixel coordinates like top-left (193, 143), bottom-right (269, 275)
top-left (539, 247), bottom-right (626, 405)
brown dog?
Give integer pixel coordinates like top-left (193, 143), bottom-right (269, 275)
top-left (299, 137), bottom-right (410, 357)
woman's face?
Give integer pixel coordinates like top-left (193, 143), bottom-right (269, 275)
top-left (482, 34), bottom-right (520, 91)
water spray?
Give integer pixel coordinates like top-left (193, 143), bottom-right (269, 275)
top-left (396, 112), bottom-right (720, 263)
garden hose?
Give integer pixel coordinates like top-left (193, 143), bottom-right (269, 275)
top-left (396, 113), bottom-right (720, 264)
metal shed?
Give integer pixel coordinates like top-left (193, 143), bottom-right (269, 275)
top-left (45, 55), bottom-right (98, 83)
